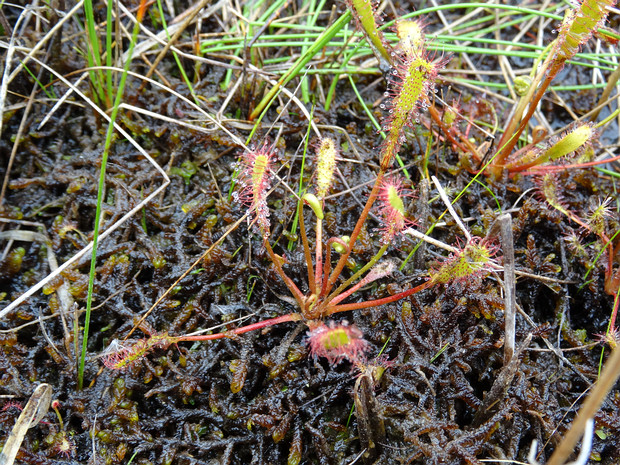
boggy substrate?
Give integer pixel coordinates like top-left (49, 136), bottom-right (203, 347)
top-left (0, 1), bottom-right (619, 464)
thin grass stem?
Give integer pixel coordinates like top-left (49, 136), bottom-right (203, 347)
top-left (288, 110), bottom-right (314, 250)
top-left (249, 10), bottom-right (351, 120)
top-left (78, 0), bottom-right (148, 390)
top-left (155, 0), bottom-right (200, 106)
top-left (105, 0), bottom-right (113, 101)
top-left (83, 0), bottom-right (107, 106)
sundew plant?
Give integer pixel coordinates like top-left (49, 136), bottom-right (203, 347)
top-left (103, 9), bottom-right (494, 371)
top-left (1, 0), bottom-right (620, 463)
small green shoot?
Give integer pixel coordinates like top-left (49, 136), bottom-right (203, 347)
top-left (288, 105), bottom-right (315, 251)
top-left (249, 11), bottom-right (352, 120)
top-left (247, 275), bottom-right (259, 302)
top-left (430, 342), bottom-right (450, 364)
top-left (155, 0), bottom-right (200, 106)
top-left (78, 0), bottom-right (148, 390)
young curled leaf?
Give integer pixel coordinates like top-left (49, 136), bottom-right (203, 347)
top-left (303, 193), bottom-right (324, 220)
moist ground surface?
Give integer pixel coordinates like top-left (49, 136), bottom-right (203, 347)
top-left (0, 1), bottom-right (619, 464)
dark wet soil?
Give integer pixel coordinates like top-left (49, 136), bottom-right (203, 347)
top-left (0, 1), bottom-right (619, 464)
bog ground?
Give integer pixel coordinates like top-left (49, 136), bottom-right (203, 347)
top-left (0, 1), bottom-right (619, 464)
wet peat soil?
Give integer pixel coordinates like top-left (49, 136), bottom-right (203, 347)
top-left (0, 1), bottom-right (619, 464)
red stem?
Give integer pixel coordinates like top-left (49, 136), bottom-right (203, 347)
top-left (603, 235), bottom-right (617, 296)
top-left (329, 277), bottom-right (365, 306)
top-left (324, 171), bottom-right (385, 297)
top-left (609, 292), bottom-right (620, 335)
top-left (320, 236), bottom-right (350, 298)
top-left (492, 74), bottom-right (554, 173)
top-left (178, 313), bottom-right (303, 341)
top-left (523, 151), bottom-right (620, 173)
top-left (427, 104), bottom-right (480, 160)
top-left (326, 280), bottom-right (431, 314)
top-left (607, 267), bottom-right (620, 299)
top-left (298, 201), bottom-right (316, 295)
top-left (262, 238), bottom-right (307, 309)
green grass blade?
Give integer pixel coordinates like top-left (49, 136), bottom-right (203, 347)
top-left (83, 0), bottom-right (107, 106)
top-left (288, 105), bottom-right (315, 250)
top-left (78, 0), bottom-right (147, 390)
top-left (156, 0), bottom-right (200, 106)
top-left (249, 10), bottom-right (352, 121)
top-left (105, 0), bottom-right (113, 101)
